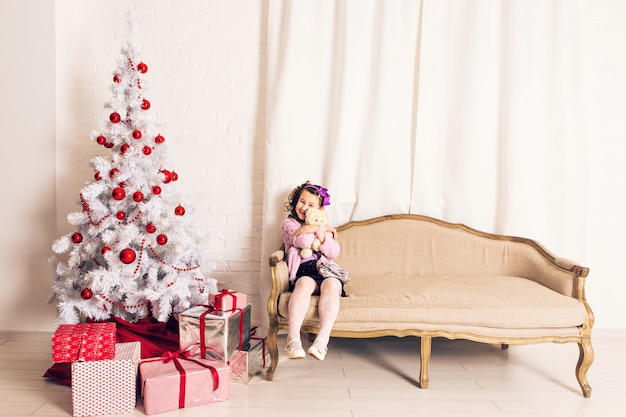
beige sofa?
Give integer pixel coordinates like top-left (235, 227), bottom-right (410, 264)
top-left (266, 214), bottom-right (594, 397)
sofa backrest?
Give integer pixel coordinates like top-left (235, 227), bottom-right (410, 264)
top-left (335, 214), bottom-right (576, 297)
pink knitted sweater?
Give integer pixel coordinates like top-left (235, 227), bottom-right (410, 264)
top-left (281, 217), bottom-right (341, 281)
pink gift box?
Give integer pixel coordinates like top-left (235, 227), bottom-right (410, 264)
top-left (52, 323), bottom-right (116, 363)
top-left (71, 342), bottom-right (141, 417)
top-left (228, 329), bottom-right (269, 384)
top-left (208, 289), bottom-right (247, 312)
top-left (139, 352), bottom-right (230, 415)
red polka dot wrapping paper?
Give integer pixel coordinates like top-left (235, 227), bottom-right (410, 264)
top-left (71, 342), bottom-right (141, 417)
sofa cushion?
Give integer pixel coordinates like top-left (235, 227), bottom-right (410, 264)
top-left (277, 275), bottom-right (587, 329)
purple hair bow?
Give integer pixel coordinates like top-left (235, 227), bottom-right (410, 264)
top-left (305, 185), bottom-right (331, 206)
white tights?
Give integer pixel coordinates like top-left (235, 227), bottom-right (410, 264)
top-left (287, 276), bottom-right (342, 350)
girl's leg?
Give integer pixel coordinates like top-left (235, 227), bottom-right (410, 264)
top-left (310, 278), bottom-right (342, 358)
top-left (286, 277), bottom-right (317, 357)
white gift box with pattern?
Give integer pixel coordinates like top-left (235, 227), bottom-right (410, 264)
top-left (71, 341), bottom-right (141, 417)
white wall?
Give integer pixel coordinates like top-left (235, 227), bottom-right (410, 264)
top-left (1, 0), bottom-right (625, 331)
top-left (0, 0), bottom-right (58, 330)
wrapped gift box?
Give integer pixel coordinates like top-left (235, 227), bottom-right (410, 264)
top-left (208, 289), bottom-right (247, 312)
top-left (228, 328), bottom-right (269, 384)
top-left (139, 353), bottom-right (230, 415)
top-left (179, 304), bottom-right (251, 361)
top-left (52, 322), bottom-right (116, 363)
top-left (71, 342), bottom-right (141, 417)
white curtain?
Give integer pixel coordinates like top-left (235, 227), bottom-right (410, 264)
top-left (261, 0), bottom-right (588, 280)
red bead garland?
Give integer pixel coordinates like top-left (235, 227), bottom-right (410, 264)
top-left (81, 194), bottom-right (111, 226)
top-left (147, 245), bottom-right (200, 272)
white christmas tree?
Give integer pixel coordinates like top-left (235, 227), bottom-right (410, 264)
top-left (50, 22), bottom-right (217, 324)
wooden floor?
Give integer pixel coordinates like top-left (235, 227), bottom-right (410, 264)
top-left (0, 329), bottom-right (625, 416)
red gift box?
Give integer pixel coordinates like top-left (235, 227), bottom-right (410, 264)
top-left (208, 289), bottom-right (247, 312)
top-left (139, 351), bottom-right (230, 415)
top-left (52, 323), bottom-right (116, 363)
top-left (71, 342), bottom-right (140, 417)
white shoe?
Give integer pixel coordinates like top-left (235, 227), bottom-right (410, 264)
top-left (307, 345), bottom-right (328, 361)
top-left (285, 338), bottom-right (305, 359)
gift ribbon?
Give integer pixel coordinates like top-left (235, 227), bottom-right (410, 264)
top-left (140, 350), bottom-right (220, 410)
top-left (251, 336), bottom-right (267, 368)
top-left (198, 305), bottom-right (217, 359)
top-left (214, 289), bottom-right (238, 311)
top-left (198, 304), bottom-right (245, 359)
top-left (249, 327), bottom-right (267, 368)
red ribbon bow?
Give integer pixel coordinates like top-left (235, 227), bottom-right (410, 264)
top-left (214, 289), bottom-right (238, 311)
top-left (160, 350), bottom-right (191, 362)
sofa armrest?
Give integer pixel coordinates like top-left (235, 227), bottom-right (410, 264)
top-left (267, 250), bottom-right (289, 325)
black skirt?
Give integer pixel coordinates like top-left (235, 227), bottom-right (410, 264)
top-left (289, 259), bottom-right (346, 297)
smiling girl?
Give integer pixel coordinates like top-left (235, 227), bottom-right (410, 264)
top-left (280, 181), bottom-right (343, 361)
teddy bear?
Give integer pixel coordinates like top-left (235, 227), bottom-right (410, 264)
top-left (299, 207), bottom-right (328, 259)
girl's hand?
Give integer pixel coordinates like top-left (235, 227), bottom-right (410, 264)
top-left (294, 224), bottom-right (320, 236)
top-left (327, 226), bottom-right (338, 240)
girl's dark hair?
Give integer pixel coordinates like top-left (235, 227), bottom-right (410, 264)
top-left (284, 181), bottom-right (326, 220)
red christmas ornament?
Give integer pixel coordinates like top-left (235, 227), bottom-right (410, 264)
top-left (118, 181), bottom-right (126, 188)
top-left (119, 248), bottom-right (137, 264)
top-left (137, 62), bottom-right (148, 73)
top-left (142, 146), bottom-right (152, 155)
top-left (120, 143), bottom-right (130, 154)
top-left (132, 191), bottom-right (144, 202)
top-left (94, 171), bottom-right (102, 181)
top-left (116, 211), bottom-right (126, 220)
top-left (101, 246), bottom-right (110, 255)
top-left (110, 112), bottom-right (121, 123)
top-left (96, 135), bottom-right (106, 145)
top-left (104, 142), bottom-right (114, 149)
top-left (80, 288), bottom-right (93, 300)
top-left (112, 187), bottom-right (126, 200)
top-left (145, 223), bottom-right (156, 234)
top-left (132, 130), bottom-right (142, 140)
top-left (71, 232), bottom-right (83, 244)
top-left (174, 205), bottom-right (186, 216)
top-left (113, 74), bottom-right (121, 83)
top-left (152, 185), bottom-right (162, 195)
top-left (141, 99), bottom-right (151, 110)
top-left (155, 135), bottom-right (165, 144)
top-left (171, 171), bottom-right (179, 181)
top-left (156, 234), bottom-right (168, 245)
top-left (109, 168), bottom-right (119, 178)
top-left (162, 170), bottom-right (172, 184)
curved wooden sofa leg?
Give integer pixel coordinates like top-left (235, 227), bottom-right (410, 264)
top-left (419, 336), bottom-right (432, 389)
top-left (576, 338), bottom-right (594, 398)
top-left (266, 325), bottom-right (279, 381)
